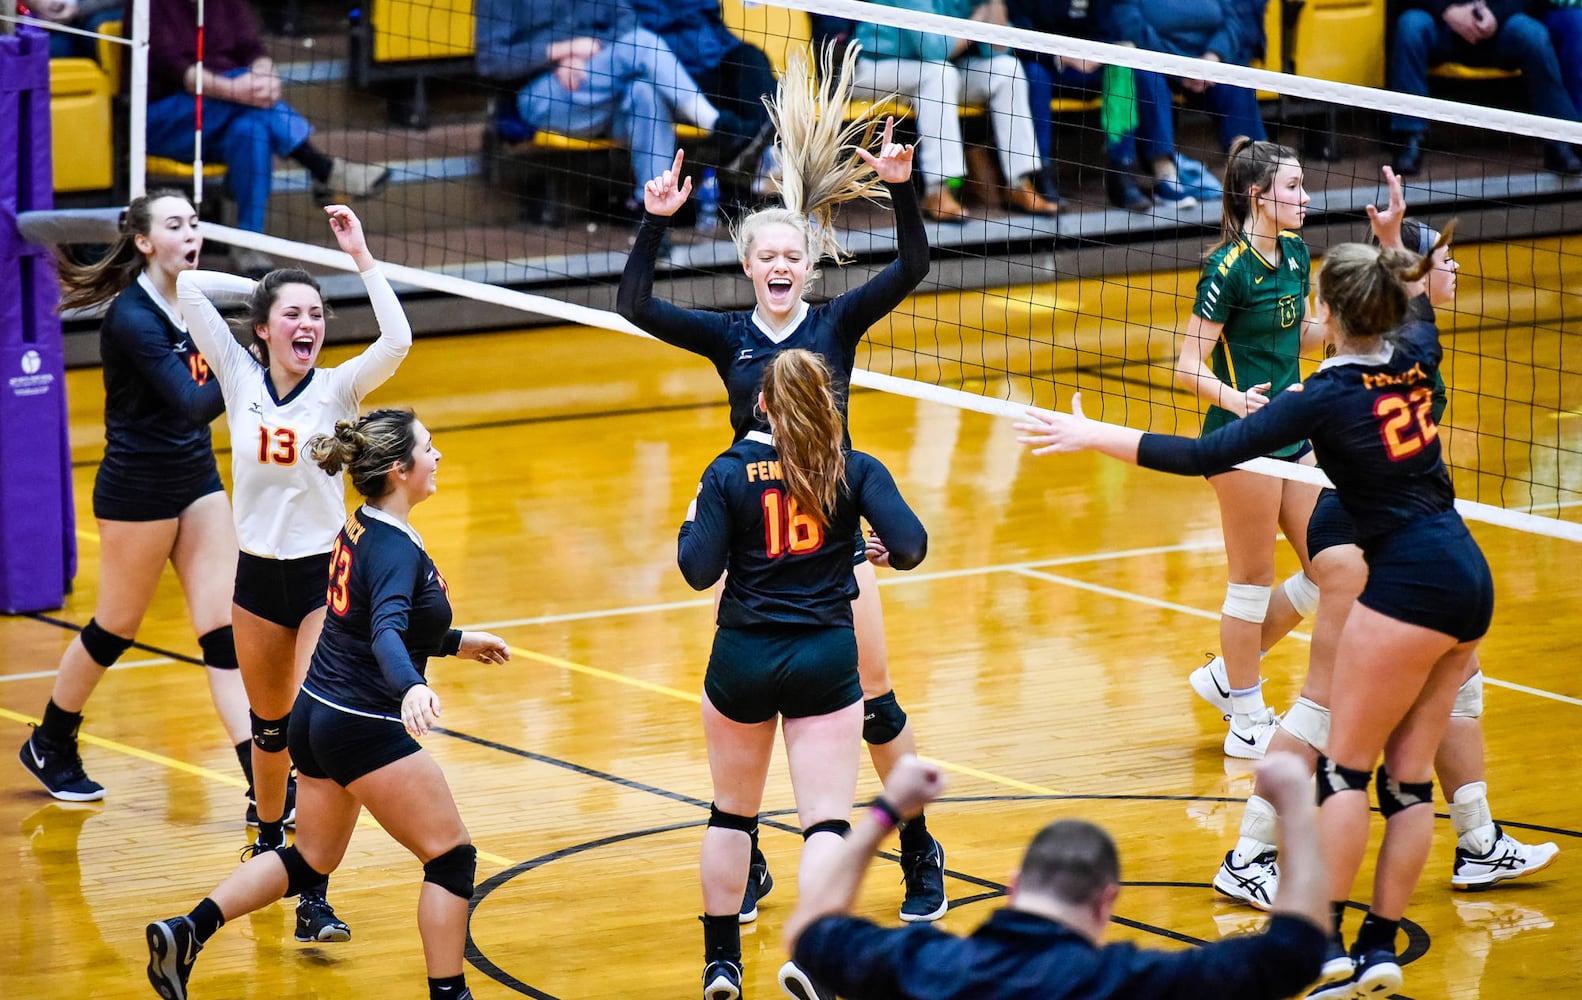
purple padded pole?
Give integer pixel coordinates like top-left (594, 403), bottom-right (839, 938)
top-left (0, 26), bottom-right (74, 612)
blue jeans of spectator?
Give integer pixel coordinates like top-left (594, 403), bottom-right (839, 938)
top-left (1545, 8), bottom-right (1582, 117)
top-left (520, 28), bottom-right (708, 202)
top-left (1019, 56), bottom-right (1109, 164)
top-left (1133, 69), bottom-right (1266, 162)
top-left (1389, 8), bottom-right (1580, 135)
top-left (145, 70), bottom-right (313, 233)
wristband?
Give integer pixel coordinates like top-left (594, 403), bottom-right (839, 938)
top-left (869, 796), bottom-right (902, 831)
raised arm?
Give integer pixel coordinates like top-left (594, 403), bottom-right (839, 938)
top-left (176, 269), bottom-right (260, 395)
top-left (321, 206), bottom-right (412, 401)
top-left (785, 755), bottom-right (946, 952)
top-left (615, 150), bottom-right (739, 361)
top-left (1124, 753), bottom-right (1328, 997)
top-left (826, 122), bottom-right (930, 342)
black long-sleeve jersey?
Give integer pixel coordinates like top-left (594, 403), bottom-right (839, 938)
top-left (98, 277), bottom-right (224, 475)
top-left (304, 506), bottom-right (455, 717)
top-left (617, 180), bottom-right (930, 444)
top-left (678, 432), bottom-right (927, 628)
top-left (1137, 302), bottom-right (1454, 548)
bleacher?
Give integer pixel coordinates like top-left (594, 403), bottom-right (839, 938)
top-left (37, 0), bottom-right (1574, 365)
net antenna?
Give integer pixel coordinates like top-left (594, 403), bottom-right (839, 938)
top-left (128, 0), bottom-right (149, 196)
top-left (192, 0), bottom-right (205, 206)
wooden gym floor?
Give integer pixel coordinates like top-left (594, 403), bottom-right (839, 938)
top-left (2, 270), bottom-right (1578, 999)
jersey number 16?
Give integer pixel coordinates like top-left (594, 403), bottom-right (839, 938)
top-left (761, 488), bottom-right (825, 558)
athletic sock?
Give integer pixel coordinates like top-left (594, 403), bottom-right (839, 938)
top-left (38, 700), bottom-right (83, 743)
top-left (289, 141), bottom-right (336, 184)
top-left (188, 897), bottom-right (225, 944)
top-left (1331, 900), bottom-right (1347, 938)
top-left (899, 812), bottom-right (932, 854)
top-left (257, 819), bottom-right (285, 848)
top-left (428, 973), bottom-right (468, 999)
top-left (700, 913), bottom-right (741, 963)
top-left (1230, 684), bottom-right (1267, 727)
top-left (235, 740), bottom-right (254, 789)
top-left (1355, 912), bottom-right (1399, 954)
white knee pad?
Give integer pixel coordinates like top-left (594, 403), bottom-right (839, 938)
top-left (1281, 571), bottom-right (1321, 619)
top-left (1222, 583), bottom-right (1272, 624)
top-left (1279, 696), bottom-right (1331, 754)
top-left (1452, 670), bottom-right (1484, 718)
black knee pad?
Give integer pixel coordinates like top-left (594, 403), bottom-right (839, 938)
top-left (79, 618), bottom-right (133, 668)
top-left (423, 843), bottom-right (478, 900)
top-left (708, 805), bottom-right (757, 834)
top-left (802, 819), bottom-right (851, 841)
top-left (1316, 755), bottom-right (1372, 805)
top-left (277, 845), bottom-right (330, 898)
top-left (1376, 765), bottom-right (1434, 819)
top-left (250, 709), bottom-right (291, 753)
top-left (199, 626), bottom-right (238, 670)
top-left (862, 691), bottom-right (908, 746)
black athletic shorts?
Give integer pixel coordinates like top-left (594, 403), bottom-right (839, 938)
top-left (705, 624), bottom-right (862, 725)
top-left (1359, 511), bottom-right (1494, 643)
top-left (289, 688), bottom-right (421, 787)
top-left (1205, 440), bottom-right (1314, 480)
top-left (1306, 488), bottom-right (1356, 558)
top-left (92, 453), bottom-right (224, 522)
top-left (234, 551), bottom-right (331, 627)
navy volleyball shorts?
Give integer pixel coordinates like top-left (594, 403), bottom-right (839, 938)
top-left (1359, 511), bottom-right (1494, 643)
top-left (234, 551), bottom-right (331, 627)
top-left (289, 689), bottom-right (422, 787)
top-left (706, 624), bottom-right (862, 724)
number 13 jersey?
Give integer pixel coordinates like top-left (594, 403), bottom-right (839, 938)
top-left (177, 268), bottom-right (412, 559)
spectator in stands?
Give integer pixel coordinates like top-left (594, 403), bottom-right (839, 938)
top-left (849, 0), bottom-right (1060, 221)
top-left (1006, 0), bottom-right (1104, 205)
top-left (1547, 1), bottom-right (1582, 113)
top-left (1007, 0), bottom-right (1190, 213)
top-left (629, 0), bottom-right (778, 183)
top-left (1389, 0), bottom-right (1582, 175)
top-left (27, 0), bottom-right (120, 59)
top-left (144, 0), bottom-right (390, 275)
top-left (475, 0), bottom-right (763, 215)
top-left (1101, 0), bottom-right (1268, 203)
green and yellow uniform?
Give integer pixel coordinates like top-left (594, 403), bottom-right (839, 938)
top-left (1193, 231), bottom-right (1309, 458)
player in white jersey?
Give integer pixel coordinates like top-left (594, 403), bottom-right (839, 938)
top-left (176, 205), bottom-right (411, 942)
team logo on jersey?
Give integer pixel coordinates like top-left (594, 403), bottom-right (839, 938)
top-left (1278, 295), bottom-right (1299, 329)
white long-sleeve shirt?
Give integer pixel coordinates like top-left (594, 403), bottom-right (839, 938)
top-left (177, 267), bottom-right (412, 559)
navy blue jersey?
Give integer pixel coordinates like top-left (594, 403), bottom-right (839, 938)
top-left (617, 180), bottom-right (930, 444)
top-left (305, 507), bottom-right (455, 717)
top-left (1138, 307), bottom-right (1454, 547)
top-left (678, 433), bottom-right (927, 628)
top-left (1398, 294), bottom-right (1447, 424)
top-left (98, 277), bottom-right (224, 474)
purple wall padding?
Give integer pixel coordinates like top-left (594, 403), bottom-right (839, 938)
top-left (0, 27), bottom-right (76, 613)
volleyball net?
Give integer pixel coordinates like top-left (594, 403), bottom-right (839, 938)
top-left (15, 0), bottom-right (1582, 541)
